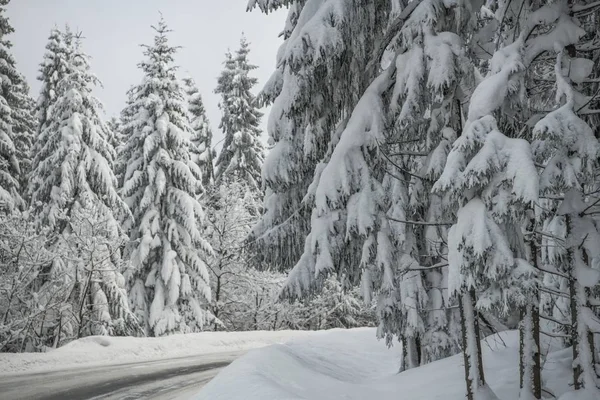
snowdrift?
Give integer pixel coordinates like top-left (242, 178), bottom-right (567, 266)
top-left (195, 328), bottom-right (577, 400)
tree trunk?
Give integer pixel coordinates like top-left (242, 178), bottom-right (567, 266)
top-left (520, 230), bottom-right (542, 399)
top-left (399, 334), bottom-right (408, 373)
top-left (459, 292), bottom-right (474, 400)
top-left (519, 304), bottom-right (542, 399)
top-left (404, 336), bottom-right (419, 370)
top-left (566, 215), bottom-right (582, 390)
top-left (213, 275), bottom-right (221, 331)
top-left (459, 289), bottom-right (487, 400)
top-left (415, 334), bottom-right (422, 366)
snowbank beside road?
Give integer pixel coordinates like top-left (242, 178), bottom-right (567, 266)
top-left (195, 328), bottom-right (576, 400)
top-left (195, 327), bottom-right (403, 400)
top-left (0, 329), bottom-right (314, 375)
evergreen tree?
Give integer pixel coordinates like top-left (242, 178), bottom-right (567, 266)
top-left (534, 50), bottom-right (600, 394)
top-left (0, 0), bottom-right (35, 211)
top-left (115, 85), bottom-right (139, 189)
top-left (214, 37), bottom-right (264, 192)
top-left (253, 1), bottom-right (339, 273)
top-left (33, 27), bottom-right (75, 150)
top-left (120, 19), bottom-right (212, 337)
top-left (27, 28), bottom-right (134, 347)
top-left (106, 116), bottom-right (123, 167)
top-left (183, 77), bottom-right (214, 188)
top-left (29, 29), bottom-right (126, 231)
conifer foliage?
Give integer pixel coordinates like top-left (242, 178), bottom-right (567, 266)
top-left (120, 19), bottom-right (212, 337)
top-left (183, 77), bottom-right (214, 188)
top-left (251, 0), bottom-right (600, 399)
top-left (214, 37), bottom-right (264, 191)
top-left (0, 0), bottom-right (35, 211)
top-left (29, 28), bottom-right (126, 231)
top-left (26, 26), bottom-right (134, 348)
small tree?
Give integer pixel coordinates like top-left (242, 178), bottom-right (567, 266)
top-left (0, 212), bottom-right (54, 352)
top-left (204, 180), bottom-right (259, 330)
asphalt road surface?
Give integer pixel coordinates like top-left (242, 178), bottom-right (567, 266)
top-left (0, 351), bottom-right (242, 400)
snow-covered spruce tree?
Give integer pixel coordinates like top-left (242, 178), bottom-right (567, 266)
top-left (29, 30), bottom-right (125, 232)
top-left (214, 37), bottom-right (264, 192)
top-left (27, 29), bottom-right (135, 347)
top-left (0, 0), bottom-right (35, 211)
top-left (33, 27), bottom-right (76, 156)
top-left (434, 115), bottom-right (539, 400)
top-left (264, 0), bottom-right (479, 371)
top-left (534, 48), bottom-right (600, 394)
top-left (373, 2), bottom-right (487, 365)
top-left (247, 0), bottom-right (366, 272)
top-left (433, 2), bottom-right (600, 397)
top-left (430, 4), bottom-right (595, 397)
top-left (183, 77), bottom-right (214, 188)
top-left (106, 116), bottom-right (124, 169)
top-left (478, 2), bottom-right (600, 396)
top-left (120, 19), bottom-right (213, 337)
top-left (115, 85), bottom-right (141, 189)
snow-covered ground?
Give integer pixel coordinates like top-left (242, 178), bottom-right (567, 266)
top-left (0, 329), bottom-right (314, 375)
top-left (195, 328), bottom-right (577, 400)
top-left (1, 327), bottom-right (581, 400)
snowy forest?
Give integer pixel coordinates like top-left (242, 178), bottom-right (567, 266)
top-left (3, 0), bottom-right (600, 399)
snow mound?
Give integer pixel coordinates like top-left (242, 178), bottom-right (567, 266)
top-left (194, 327), bottom-right (403, 400)
top-left (0, 330), bottom-right (314, 375)
top-left (195, 329), bottom-right (574, 400)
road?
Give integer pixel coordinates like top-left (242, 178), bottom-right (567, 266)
top-left (0, 351), bottom-right (242, 400)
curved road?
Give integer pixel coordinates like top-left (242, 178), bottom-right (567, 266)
top-left (0, 351), bottom-right (242, 400)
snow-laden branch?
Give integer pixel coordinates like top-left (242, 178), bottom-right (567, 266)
top-left (387, 216), bottom-right (454, 226)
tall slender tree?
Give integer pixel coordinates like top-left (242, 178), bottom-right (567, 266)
top-left (120, 19), bottom-right (213, 336)
top-left (183, 77), bottom-right (214, 188)
top-left (29, 29), bottom-right (126, 231)
top-left (214, 37), bottom-right (264, 192)
top-left (28, 28), bottom-right (134, 347)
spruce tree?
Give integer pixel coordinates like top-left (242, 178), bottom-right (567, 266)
top-left (0, 0), bottom-right (35, 211)
top-left (29, 29), bottom-right (126, 231)
top-left (246, 1), bottom-right (330, 272)
top-left (214, 37), bottom-right (264, 192)
top-left (28, 28), bottom-right (134, 346)
top-left (115, 85), bottom-right (139, 189)
top-left (183, 77), bottom-right (214, 188)
top-left (120, 19), bottom-right (212, 337)
top-left (106, 117), bottom-right (123, 168)
top-left (34, 27), bottom-right (75, 147)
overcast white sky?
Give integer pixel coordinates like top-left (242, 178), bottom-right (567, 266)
top-left (7, 0), bottom-right (286, 146)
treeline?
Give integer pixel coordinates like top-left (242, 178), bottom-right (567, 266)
top-left (0, 4), bottom-right (374, 353)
